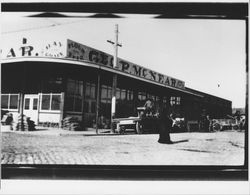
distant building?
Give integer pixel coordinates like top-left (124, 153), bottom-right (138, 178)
top-left (1, 38), bottom-right (232, 130)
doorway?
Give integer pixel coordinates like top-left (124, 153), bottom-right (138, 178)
top-left (23, 94), bottom-right (39, 124)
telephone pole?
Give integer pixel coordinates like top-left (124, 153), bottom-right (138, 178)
top-left (107, 24), bottom-right (122, 133)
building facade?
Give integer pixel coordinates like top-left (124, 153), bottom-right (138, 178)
top-left (1, 38), bottom-right (232, 130)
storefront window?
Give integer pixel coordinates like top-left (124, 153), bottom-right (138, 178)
top-left (176, 97), bottom-right (181, 105)
top-left (65, 97), bottom-right (74, 111)
top-left (41, 94), bottom-right (61, 111)
top-left (66, 79), bottom-right (84, 112)
top-left (91, 102), bottom-right (96, 113)
top-left (116, 88), bottom-right (121, 99)
top-left (51, 95), bottom-right (61, 110)
top-left (84, 82), bottom-right (96, 114)
top-left (100, 85), bottom-right (112, 127)
top-left (85, 82), bottom-right (96, 99)
top-left (1, 94), bottom-right (19, 110)
top-left (9, 95), bottom-right (19, 109)
top-left (170, 96), bottom-right (181, 105)
top-left (41, 95), bottom-right (50, 110)
top-left (127, 90), bottom-right (133, 101)
top-left (107, 87), bottom-right (112, 99)
top-left (121, 89), bottom-right (126, 100)
top-left (1, 95), bottom-right (9, 109)
top-left (101, 86), bottom-right (107, 99)
top-left (147, 94), bottom-right (155, 101)
top-left (74, 97), bottom-right (82, 112)
top-left (90, 85), bottom-right (95, 99)
top-left (138, 92), bottom-right (146, 101)
top-left (84, 101), bottom-right (89, 113)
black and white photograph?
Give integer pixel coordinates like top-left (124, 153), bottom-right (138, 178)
top-left (0, 1), bottom-right (248, 189)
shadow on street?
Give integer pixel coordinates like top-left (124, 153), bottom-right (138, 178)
top-left (172, 139), bottom-right (189, 144)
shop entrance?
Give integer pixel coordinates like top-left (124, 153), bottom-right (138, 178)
top-left (23, 94), bottom-right (39, 124)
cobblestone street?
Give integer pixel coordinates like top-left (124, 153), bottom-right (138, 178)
top-left (1, 127), bottom-right (245, 165)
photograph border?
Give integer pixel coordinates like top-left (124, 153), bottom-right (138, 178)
top-left (1, 1), bottom-right (248, 181)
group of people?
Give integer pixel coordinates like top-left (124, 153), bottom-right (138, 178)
top-left (144, 99), bottom-right (174, 144)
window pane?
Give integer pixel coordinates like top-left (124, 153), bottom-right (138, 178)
top-left (9, 95), bottom-right (18, 109)
top-left (107, 87), bottom-right (112, 99)
top-left (121, 89), bottom-right (126, 100)
top-left (51, 95), bottom-right (61, 110)
top-left (67, 79), bottom-right (75, 95)
top-left (75, 81), bottom-right (83, 96)
top-left (130, 92), bottom-right (133, 100)
top-left (65, 97), bottom-right (74, 111)
top-left (1, 95), bottom-right (9, 109)
top-left (91, 102), bottom-right (96, 113)
top-left (116, 88), bottom-right (121, 99)
top-left (74, 97), bottom-right (82, 112)
top-left (128, 90), bottom-right (133, 101)
top-left (85, 83), bottom-right (91, 98)
top-left (33, 98), bottom-right (38, 110)
top-left (24, 98), bottom-right (30, 110)
top-left (138, 92), bottom-right (146, 101)
top-left (101, 85), bottom-right (107, 99)
top-left (84, 101), bottom-right (89, 113)
top-left (79, 81), bottom-right (83, 97)
top-left (41, 95), bottom-right (50, 110)
top-left (90, 84), bottom-right (96, 99)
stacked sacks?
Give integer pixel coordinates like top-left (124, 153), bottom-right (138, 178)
top-left (14, 114), bottom-right (36, 131)
top-left (62, 117), bottom-right (82, 131)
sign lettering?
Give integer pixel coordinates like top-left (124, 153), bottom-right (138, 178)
top-left (2, 38), bottom-right (185, 90)
top-left (66, 39), bottom-right (185, 89)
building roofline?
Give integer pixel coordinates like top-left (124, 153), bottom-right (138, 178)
top-left (1, 57), bottom-right (203, 97)
top-left (185, 87), bottom-right (232, 103)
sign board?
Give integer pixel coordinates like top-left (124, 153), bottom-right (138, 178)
top-left (1, 38), bottom-right (185, 89)
top-left (66, 39), bottom-right (185, 89)
top-left (1, 38), bottom-right (66, 59)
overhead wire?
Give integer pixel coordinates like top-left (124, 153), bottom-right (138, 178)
top-left (2, 18), bottom-right (88, 34)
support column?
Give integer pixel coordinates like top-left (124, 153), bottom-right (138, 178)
top-left (19, 92), bottom-right (24, 131)
top-left (19, 63), bottom-right (27, 131)
top-left (81, 80), bottom-right (86, 130)
top-left (59, 92), bottom-right (65, 128)
top-left (95, 71), bottom-right (101, 134)
top-left (111, 74), bottom-right (117, 133)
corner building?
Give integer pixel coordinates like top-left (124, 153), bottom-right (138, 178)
top-left (1, 38), bottom-right (232, 130)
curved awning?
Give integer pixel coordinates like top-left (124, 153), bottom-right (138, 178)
top-left (1, 57), bottom-right (204, 97)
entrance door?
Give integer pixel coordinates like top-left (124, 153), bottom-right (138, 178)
top-left (23, 94), bottom-right (39, 124)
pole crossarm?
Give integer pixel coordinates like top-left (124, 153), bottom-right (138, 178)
top-left (107, 40), bottom-right (122, 47)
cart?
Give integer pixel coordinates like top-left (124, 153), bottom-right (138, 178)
top-left (212, 118), bottom-right (238, 131)
top-left (114, 107), bottom-right (159, 134)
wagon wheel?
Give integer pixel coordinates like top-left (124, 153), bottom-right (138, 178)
top-left (213, 123), bottom-right (221, 131)
top-left (232, 124), bottom-right (239, 130)
top-left (120, 125), bottom-right (126, 134)
top-left (135, 122), bottom-right (143, 134)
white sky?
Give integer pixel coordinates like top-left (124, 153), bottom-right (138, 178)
top-left (1, 12), bottom-right (246, 108)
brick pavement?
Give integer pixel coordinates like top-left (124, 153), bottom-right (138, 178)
top-left (1, 127), bottom-right (245, 165)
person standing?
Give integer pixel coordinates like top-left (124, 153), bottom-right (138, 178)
top-left (157, 106), bottom-right (174, 144)
top-left (144, 98), bottom-right (154, 117)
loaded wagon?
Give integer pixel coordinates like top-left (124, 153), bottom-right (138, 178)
top-left (114, 107), bottom-right (159, 134)
top-left (212, 115), bottom-right (245, 131)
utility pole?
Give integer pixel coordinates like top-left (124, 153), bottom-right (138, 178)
top-left (107, 24), bottom-right (122, 133)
